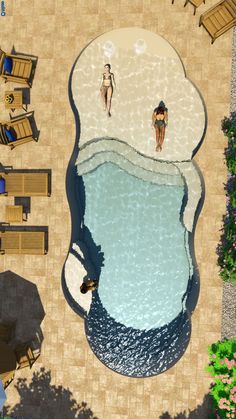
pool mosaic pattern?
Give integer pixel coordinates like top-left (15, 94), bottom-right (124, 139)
top-left (0, 0), bottom-right (232, 417)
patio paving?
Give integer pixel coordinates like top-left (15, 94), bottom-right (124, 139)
top-left (0, 0), bottom-right (232, 417)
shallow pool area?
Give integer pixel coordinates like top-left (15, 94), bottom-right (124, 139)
top-left (83, 162), bottom-right (192, 330)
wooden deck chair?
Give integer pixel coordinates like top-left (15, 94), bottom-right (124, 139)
top-left (199, 0), bottom-right (236, 43)
top-left (0, 230), bottom-right (47, 255)
top-left (0, 171), bottom-right (51, 196)
top-left (15, 342), bottom-right (40, 370)
top-left (0, 322), bottom-right (15, 344)
top-left (0, 112), bottom-right (38, 149)
top-left (0, 48), bottom-right (35, 86)
top-left (3, 373), bottom-right (15, 389)
top-left (184, 0), bottom-right (205, 15)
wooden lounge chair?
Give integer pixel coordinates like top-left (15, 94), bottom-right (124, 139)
top-left (184, 0), bottom-right (205, 15)
top-left (0, 230), bottom-right (47, 255)
top-left (0, 48), bottom-right (35, 87)
top-left (199, 0), bottom-right (236, 44)
top-left (0, 171), bottom-right (51, 197)
top-left (0, 112), bottom-right (38, 149)
top-left (3, 373), bottom-right (14, 389)
top-left (15, 341), bottom-right (40, 369)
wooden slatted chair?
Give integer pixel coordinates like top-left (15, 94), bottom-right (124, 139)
top-left (15, 342), bottom-right (40, 370)
top-left (0, 230), bottom-right (47, 255)
top-left (199, 0), bottom-right (236, 43)
top-left (3, 373), bottom-right (15, 389)
top-left (0, 48), bottom-right (35, 87)
top-left (0, 171), bottom-right (51, 196)
top-left (0, 112), bottom-right (38, 149)
top-left (184, 0), bottom-right (206, 15)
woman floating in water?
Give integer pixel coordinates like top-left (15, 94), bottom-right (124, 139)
top-left (100, 64), bottom-right (116, 117)
top-left (152, 101), bottom-right (168, 152)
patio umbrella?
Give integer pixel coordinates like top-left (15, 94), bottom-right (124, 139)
top-left (0, 379), bottom-right (6, 411)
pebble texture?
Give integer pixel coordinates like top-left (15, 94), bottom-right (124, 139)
top-left (221, 25), bottom-right (236, 341)
top-left (221, 282), bottom-right (236, 339)
top-left (230, 26), bottom-right (236, 113)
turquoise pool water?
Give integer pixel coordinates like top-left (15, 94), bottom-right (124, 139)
top-left (83, 162), bottom-right (192, 330)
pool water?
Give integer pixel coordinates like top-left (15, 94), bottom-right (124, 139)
top-left (83, 162), bottom-right (192, 330)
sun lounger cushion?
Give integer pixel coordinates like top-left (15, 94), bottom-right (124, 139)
top-left (0, 178), bottom-right (6, 194)
top-left (4, 57), bottom-right (13, 74)
top-left (4, 128), bottom-right (16, 142)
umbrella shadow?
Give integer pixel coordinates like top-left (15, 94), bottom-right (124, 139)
top-left (0, 270), bottom-right (45, 348)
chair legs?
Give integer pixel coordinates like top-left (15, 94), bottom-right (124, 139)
top-left (172, 0), bottom-right (175, 4)
top-left (4, 373), bottom-right (14, 389)
top-left (184, 0), bottom-right (188, 7)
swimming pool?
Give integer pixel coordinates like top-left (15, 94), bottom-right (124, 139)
top-left (80, 160), bottom-right (193, 376)
top-left (83, 162), bottom-right (192, 330)
top-left (64, 27), bottom-right (205, 377)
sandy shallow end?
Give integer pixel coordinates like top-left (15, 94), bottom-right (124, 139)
top-left (72, 28), bottom-right (206, 162)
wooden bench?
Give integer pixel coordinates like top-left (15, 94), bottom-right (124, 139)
top-left (1, 172), bottom-right (50, 196)
top-left (0, 230), bottom-right (47, 255)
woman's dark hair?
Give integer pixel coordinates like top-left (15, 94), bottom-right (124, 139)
top-left (104, 63), bottom-right (111, 69)
top-left (80, 283), bottom-right (88, 294)
top-left (154, 100), bottom-right (167, 114)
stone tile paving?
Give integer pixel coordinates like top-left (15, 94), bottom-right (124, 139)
top-left (0, 0), bottom-right (233, 418)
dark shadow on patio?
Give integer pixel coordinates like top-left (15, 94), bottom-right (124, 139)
top-left (159, 393), bottom-right (214, 419)
top-left (3, 367), bottom-right (98, 419)
top-left (0, 270), bottom-right (45, 347)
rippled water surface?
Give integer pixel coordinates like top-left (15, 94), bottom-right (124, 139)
top-left (83, 162), bottom-right (192, 329)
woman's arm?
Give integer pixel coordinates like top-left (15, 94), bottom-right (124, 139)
top-left (152, 112), bottom-right (156, 126)
top-left (111, 73), bottom-right (116, 89)
top-left (100, 75), bottom-right (104, 90)
top-left (164, 110), bottom-right (168, 125)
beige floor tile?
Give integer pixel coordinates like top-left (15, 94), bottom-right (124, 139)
top-left (0, 0), bottom-right (233, 418)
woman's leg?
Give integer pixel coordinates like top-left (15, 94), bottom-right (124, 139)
top-left (155, 127), bottom-right (160, 151)
top-left (106, 86), bottom-right (113, 116)
top-left (159, 125), bottom-right (165, 150)
top-left (100, 87), bottom-right (107, 110)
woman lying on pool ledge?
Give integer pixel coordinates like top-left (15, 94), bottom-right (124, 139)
top-left (152, 101), bottom-right (168, 152)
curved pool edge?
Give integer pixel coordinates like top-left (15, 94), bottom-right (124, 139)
top-left (62, 29), bottom-right (206, 377)
top-left (84, 296), bottom-right (192, 378)
top-left (61, 163), bottom-right (204, 376)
